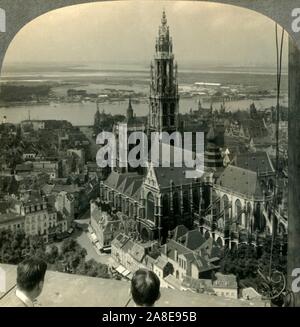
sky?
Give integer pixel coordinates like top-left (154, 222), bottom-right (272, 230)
top-left (2, 0), bottom-right (288, 68)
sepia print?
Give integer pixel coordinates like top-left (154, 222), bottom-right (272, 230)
top-left (0, 0), bottom-right (299, 309)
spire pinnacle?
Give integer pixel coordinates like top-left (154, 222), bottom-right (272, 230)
top-left (128, 97), bottom-right (132, 110)
top-left (161, 10), bottom-right (167, 26)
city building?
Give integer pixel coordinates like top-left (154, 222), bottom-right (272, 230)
top-left (98, 10), bottom-right (275, 248)
top-left (0, 193), bottom-right (68, 243)
top-left (54, 191), bottom-right (75, 228)
top-left (148, 10), bottom-right (179, 135)
top-left (0, 212), bottom-right (24, 233)
top-left (90, 200), bottom-right (121, 251)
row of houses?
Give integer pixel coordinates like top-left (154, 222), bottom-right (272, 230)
top-left (110, 226), bottom-right (238, 299)
top-left (0, 192), bottom-right (68, 242)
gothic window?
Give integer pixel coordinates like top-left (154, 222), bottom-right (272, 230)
top-left (173, 192), bottom-right (180, 213)
top-left (170, 115), bottom-right (175, 126)
top-left (162, 194), bottom-right (169, 216)
top-left (268, 179), bottom-right (274, 192)
top-left (212, 190), bottom-right (220, 216)
top-left (235, 199), bottom-right (242, 224)
top-left (141, 228), bottom-right (150, 242)
top-left (183, 190), bottom-right (189, 212)
top-left (129, 203), bottom-right (133, 217)
top-left (222, 195), bottom-right (230, 223)
top-left (193, 188), bottom-right (199, 211)
top-left (170, 103), bottom-right (175, 115)
top-left (163, 115), bottom-right (168, 126)
top-left (246, 202), bottom-right (252, 228)
top-left (146, 192), bottom-right (155, 222)
top-left (163, 103), bottom-right (168, 115)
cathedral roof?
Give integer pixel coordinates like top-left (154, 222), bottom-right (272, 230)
top-left (153, 166), bottom-right (195, 188)
top-left (104, 171), bottom-right (143, 201)
top-left (216, 165), bottom-right (263, 197)
top-left (234, 151), bottom-right (275, 174)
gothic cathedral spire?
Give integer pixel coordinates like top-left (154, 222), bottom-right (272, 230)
top-left (126, 97), bottom-right (134, 123)
top-left (148, 10), bottom-right (179, 134)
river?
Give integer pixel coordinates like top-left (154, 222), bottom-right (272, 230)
top-left (0, 96), bottom-right (287, 126)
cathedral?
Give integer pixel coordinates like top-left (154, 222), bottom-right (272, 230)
top-left (148, 10), bottom-right (179, 135)
top-left (98, 11), bottom-right (277, 247)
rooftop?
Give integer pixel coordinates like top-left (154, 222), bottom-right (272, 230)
top-left (0, 212), bottom-right (23, 224)
top-left (216, 165), bottom-right (263, 197)
top-left (104, 171), bottom-right (143, 201)
top-left (234, 151), bottom-right (275, 174)
top-left (0, 264), bottom-right (266, 307)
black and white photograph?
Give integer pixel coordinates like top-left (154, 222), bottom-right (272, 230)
top-left (0, 0), bottom-right (299, 313)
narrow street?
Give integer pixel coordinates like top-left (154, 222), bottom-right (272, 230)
top-left (73, 217), bottom-right (113, 266)
top-left (52, 212), bottom-right (113, 267)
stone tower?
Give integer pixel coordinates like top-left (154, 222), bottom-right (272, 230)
top-left (94, 102), bottom-right (102, 134)
top-left (126, 97), bottom-right (134, 123)
top-left (204, 125), bottom-right (224, 170)
top-left (148, 10), bottom-right (179, 135)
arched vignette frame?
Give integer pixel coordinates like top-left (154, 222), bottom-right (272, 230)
top-left (0, 0), bottom-right (300, 306)
top-left (0, 0), bottom-right (299, 67)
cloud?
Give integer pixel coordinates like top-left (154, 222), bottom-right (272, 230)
top-left (3, 0), bottom-right (288, 67)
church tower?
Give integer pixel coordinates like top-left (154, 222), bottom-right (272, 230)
top-left (204, 125), bottom-right (224, 170)
top-left (93, 102), bottom-right (102, 135)
top-left (148, 11), bottom-right (179, 134)
top-left (126, 97), bottom-right (134, 123)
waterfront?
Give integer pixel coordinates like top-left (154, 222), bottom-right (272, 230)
top-left (0, 63), bottom-right (288, 125)
top-left (0, 96), bottom-right (287, 126)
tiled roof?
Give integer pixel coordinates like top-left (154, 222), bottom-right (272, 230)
top-left (104, 172), bottom-right (143, 201)
top-left (171, 225), bottom-right (189, 241)
top-left (189, 254), bottom-right (217, 273)
top-left (122, 239), bottom-right (134, 253)
top-left (129, 243), bottom-right (146, 262)
top-left (153, 166), bottom-right (195, 188)
top-left (234, 151), bottom-right (275, 174)
top-left (111, 233), bottom-right (130, 249)
top-left (104, 171), bottom-right (126, 189)
top-left (216, 165), bottom-right (263, 197)
top-left (162, 239), bottom-right (192, 261)
top-left (154, 256), bottom-right (169, 270)
top-left (52, 184), bottom-right (82, 194)
top-left (178, 229), bottom-right (206, 251)
top-left (22, 193), bottom-right (45, 206)
top-left (125, 179), bottom-right (143, 199)
top-left (198, 238), bottom-right (222, 259)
